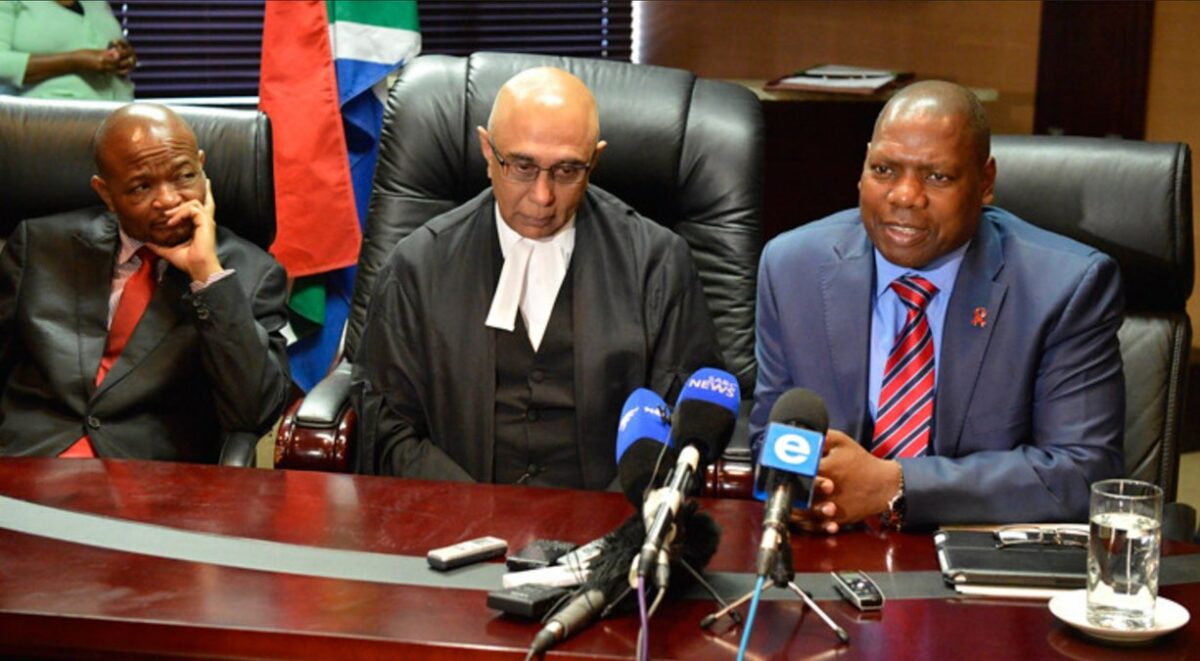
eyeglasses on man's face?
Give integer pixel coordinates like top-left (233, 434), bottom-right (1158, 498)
top-left (487, 136), bottom-right (595, 186)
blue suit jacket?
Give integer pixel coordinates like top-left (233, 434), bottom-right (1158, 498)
top-left (751, 207), bottom-right (1124, 526)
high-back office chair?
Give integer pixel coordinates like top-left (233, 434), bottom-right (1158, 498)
top-left (990, 135), bottom-right (1196, 538)
top-left (0, 96), bottom-right (278, 466)
top-left (276, 52), bottom-right (764, 472)
top-left (990, 135), bottom-right (1192, 499)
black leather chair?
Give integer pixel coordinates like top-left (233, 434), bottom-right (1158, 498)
top-left (990, 135), bottom-right (1196, 539)
top-left (0, 96), bottom-right (278, 467)
top-left (277, 52), bottom-right (764, 473)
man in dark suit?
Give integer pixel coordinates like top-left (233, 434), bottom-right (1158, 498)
top-left (352, 67), bottom-right (720, 489)
top-left (751, 81), bottom-right (1123, 529)
top-left (0, 103), bottom-right (291, 461)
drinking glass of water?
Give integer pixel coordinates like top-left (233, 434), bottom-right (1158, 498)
top-left (1086, 479), bottom-right (1163, 630)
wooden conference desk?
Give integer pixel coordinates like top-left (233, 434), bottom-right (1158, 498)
top-left (0, 458), bottom-right (1195, 659)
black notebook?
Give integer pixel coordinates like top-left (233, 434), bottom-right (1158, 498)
top-left (934, 528), bottom-right (1087, 589)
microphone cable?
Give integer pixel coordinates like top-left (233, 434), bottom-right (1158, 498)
top-left (636, 576), bottom-right (649, 661)
top-left (736, 574), bottom-right (767, 661)
top-left (648, 441), bottom-right (673, 498)
top-left (634, 573), bottom-right (670, 661)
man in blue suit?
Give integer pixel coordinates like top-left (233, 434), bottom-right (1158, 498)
top-left (751, 81), bottom-right (1123, 530)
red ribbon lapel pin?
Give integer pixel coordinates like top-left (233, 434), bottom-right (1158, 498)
top-left (971, 307), bottom-right (987, 328)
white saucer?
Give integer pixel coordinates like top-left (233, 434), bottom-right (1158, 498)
top-left (1049, 589), bottom-right (1190, 644)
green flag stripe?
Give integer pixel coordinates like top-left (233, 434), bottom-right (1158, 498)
top-left (288, 276), bottom-right (327, 326)
top-left (327, 0), bottom-right (419, 32)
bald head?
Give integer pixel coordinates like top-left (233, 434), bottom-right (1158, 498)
top-left (487, 67), bottom-right (601, 146)
top-left (874, 80), bottom-right (990, 168)
top-left (89, 103), bottom-right (208, 246)
top-left (93, 103), bottom-right (198, 177)
top-left (858, 80), bottom-right (997, 268)
top-left (477, 67), bottom-right (607, 239)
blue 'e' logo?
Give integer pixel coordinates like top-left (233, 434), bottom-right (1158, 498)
top-left (761, 422), bottom-right (823, 477)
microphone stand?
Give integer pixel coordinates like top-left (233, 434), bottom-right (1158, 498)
top-left (678, 558), bottom-right (742, 625)
top-left (700, 527), bottom-right (848, 643)
top-left (596, 558), bottom-right (739, 622)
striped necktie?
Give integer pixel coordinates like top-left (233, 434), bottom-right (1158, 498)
top-left (871, 274), bottom-right (938, 459)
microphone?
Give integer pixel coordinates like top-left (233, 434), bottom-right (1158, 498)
top-left (524, 506), bottom-right (723, 658)
top-left (669, 367), bottom-right (740, 463)
top-left (524, 383), bottom-right (730, 656)
top-left (638, 368), bottom-right (740, 578)
top-left (754, 388), bottom-right (829, 577)
top-left (514, 392), bottom-right (671, 599)
top-left (527, 588), bottom-right (605, 657)
top-left (615, 388), bottom-right (676, 508)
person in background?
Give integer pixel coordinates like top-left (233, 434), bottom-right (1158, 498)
top-left (0, 0), bottom-right (135, 99)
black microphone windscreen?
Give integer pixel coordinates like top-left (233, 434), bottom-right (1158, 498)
top-left (582, 513), bottom-right (646, 604)
top-left (617, 439), bottom-right (678, 508)
top-left (768, 388), bottom-right (829, 432)
top-left (673, 502), bottom-right (721, 581)
top-left (671, 399), bottom-right (736, 463)
top-left (583, 504), bottom-right (722, 617)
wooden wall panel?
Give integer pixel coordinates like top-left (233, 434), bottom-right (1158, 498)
top-left (1035, 1), bottom-right (1154, 139)
top-left (638, 0), bottom-right (1199, 348)
top-left (636, 0), bottom-right (1042, 134)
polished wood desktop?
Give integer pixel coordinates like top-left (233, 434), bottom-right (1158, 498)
top-left (0, 458), bottom-right (1194, 659)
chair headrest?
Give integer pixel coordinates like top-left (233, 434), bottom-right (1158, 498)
top-left (373, 52), bottom-right (762, 229)
top-left (0, 97), bottom-right (276, 250)
top-left (992, 135), bottom-right (1193, 311)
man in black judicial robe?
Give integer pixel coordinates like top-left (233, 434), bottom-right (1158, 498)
top-left (351, 67), bottom-right (721, 490)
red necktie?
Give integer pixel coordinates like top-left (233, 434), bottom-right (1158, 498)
top-left (60, 247), bottom-right (159, 458)
top-left (871, 274), bottom-right (937, 460)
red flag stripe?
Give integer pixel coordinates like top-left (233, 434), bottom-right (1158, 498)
top-left (259, 0), bottom-right (362, 278)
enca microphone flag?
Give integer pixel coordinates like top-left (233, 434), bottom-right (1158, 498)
top-left (259, 0), bottom-right (420, 391)
top-left (753, 388), bottom-right (828, 505)
top-left (753, 422), bottom-right (824, 502)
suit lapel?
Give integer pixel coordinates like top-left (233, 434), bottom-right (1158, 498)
top-left (820, 227), bottom-right (874, 439)
top-left (933, 216), bottom-right (1007, 457)
top-left (75, 211), bottom-right (188, 400)
top-left (73, 214), bottom-right (120, 398)
top-left (96, 265), bottom-right (187, 396)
